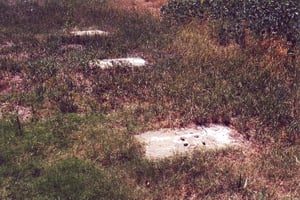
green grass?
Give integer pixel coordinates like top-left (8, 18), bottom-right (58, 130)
top-left (0, 0), bottom-right (299, 199)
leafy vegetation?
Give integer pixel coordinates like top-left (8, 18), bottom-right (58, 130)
top-left (162, 0), bottom-right (300, 47)
top-left (0, 0), bottom-right (299, 199)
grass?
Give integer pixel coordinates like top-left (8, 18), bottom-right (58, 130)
top-left (0, 0), bottom-right (299, 199)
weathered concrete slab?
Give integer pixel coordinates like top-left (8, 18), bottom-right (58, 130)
top-left (88, 57), bottom-right (147, 69)
top-left (135, 124), bottom-right (246, 160)
top-left (70, 30), bottom-right (109, 36)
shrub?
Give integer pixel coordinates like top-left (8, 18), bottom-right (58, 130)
top-left (162, 0), bottom-right (300, 48)
top-left (161, 0), bottom-right (206, 23)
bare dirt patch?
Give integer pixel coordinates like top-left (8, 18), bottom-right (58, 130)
top-left (0, 41), bottom-right (14, 51)
top-left (0, 73), bottom-right (24, 94)
top-left (0, 103), bottom-right (32, 122)
top-left (0, 72), bottom-right (32, 122)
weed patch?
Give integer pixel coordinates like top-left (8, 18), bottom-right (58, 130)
top-left (37, 158), bottom-right (133, 200)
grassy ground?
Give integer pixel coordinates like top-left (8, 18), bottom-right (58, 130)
top-left (0, 0), bottom-right (299, 199)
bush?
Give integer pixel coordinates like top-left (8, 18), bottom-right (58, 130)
top-left (161, 0), bottom-right (206, 23)
top-left (162, 0), bottom-right (300, 48)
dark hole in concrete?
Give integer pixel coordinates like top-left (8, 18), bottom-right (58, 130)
top-left (180, 137), bottom-right (185, 141)
top-left (202, 142), bottom-right (206, 146)
top-left (184, 143), bottom-right (189, 147)
top-left (145, 181), bottom-right (150, 187)
top-left (194, 135), bottom-right (199, 138)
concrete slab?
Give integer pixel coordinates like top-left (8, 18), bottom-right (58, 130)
top-left (70, 30), bottom-right (109, 36)
top-left (88, 57), bottom-right (147, 69)
top-left (135, 124), bottom-right (246, 160)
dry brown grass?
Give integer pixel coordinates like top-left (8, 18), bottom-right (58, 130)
top-left (110, 0), bottom-right (167, 16)
top-left (171, 21), bottom-right (241, 65)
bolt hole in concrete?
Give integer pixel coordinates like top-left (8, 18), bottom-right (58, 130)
top-left (134, 124), bottom-right (248, 160)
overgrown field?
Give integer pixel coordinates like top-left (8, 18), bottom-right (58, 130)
top-left (0, 0), bottom-right (299, 199)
